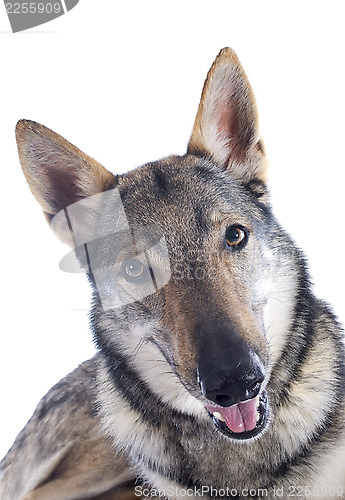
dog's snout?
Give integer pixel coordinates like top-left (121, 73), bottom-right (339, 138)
top-left (198, 352), bottom-right (265, 408)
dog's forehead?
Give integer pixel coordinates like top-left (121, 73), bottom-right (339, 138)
top-left (116, 155), bottom-right (261, 228)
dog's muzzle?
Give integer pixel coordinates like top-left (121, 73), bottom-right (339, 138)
top-left (198, 349), bottom-right (269, 440)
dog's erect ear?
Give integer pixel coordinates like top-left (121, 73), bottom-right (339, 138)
top-left (16, 120), bottom-right (116, 245)
top-left (188, 48), bottom-right (267, 183)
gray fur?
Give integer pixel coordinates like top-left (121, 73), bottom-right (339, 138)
top-left (1, 48), bottom-right (344, 500)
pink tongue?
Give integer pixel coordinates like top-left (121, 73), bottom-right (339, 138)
top-left (206, 398), bottom-right (258, 433)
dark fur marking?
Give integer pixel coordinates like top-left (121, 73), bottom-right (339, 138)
top-left (257, 139), bottom-right (265, 155)
top-left (277, 276), bottom-right (317, 402)
top-left (194, 163), bottom-right (218, 183)
top-left (272, 266), bottom-right (316, 404)
top-left (193, 205), bottom-right (209, 234)
top-left (153, 169), bottom-right (170, 197)
top-left (244, 179), bottom-right (267, 199)
top-left (92, 326), bottom-right (162, 428)
top-left (37, 362), bottom-right (97, 420)
top-left (36, 386), bottom-right (72, 421)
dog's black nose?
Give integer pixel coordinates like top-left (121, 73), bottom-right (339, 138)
top-left (198, 350), bottom-right (265, 407)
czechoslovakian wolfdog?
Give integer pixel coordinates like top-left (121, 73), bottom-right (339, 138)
top-left (1, 48), bottom-right (345, 500)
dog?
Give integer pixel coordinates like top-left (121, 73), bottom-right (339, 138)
top-left (1, 48), bottom-right (345, 500)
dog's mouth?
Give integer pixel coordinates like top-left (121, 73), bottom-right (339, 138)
top-left (205, 391), bottom-right (268, 440)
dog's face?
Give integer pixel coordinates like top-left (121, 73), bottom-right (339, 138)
top-left (109, 156), bottom-right (273, 440)
top-left (16, 49), bottom-right (296, 441)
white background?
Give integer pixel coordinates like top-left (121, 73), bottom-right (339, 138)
top-left (0, 1), bottom-right (344, 459)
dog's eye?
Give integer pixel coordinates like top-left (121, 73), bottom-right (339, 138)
top-left (225, 225), bottom-right (247, 248)
top-left (122, 258), bottom-right (145, 280)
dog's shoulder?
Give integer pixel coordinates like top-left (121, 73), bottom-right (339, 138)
top-left (0, 356), bottom-right (133, 500)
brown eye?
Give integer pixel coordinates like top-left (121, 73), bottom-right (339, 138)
top-left (123, 258), bottom-right (145, 280)
top-left (225, 225), bottom-right (247, 248)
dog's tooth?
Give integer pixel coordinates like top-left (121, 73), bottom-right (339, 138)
top-left (256, 410), bottom-right (260, 422)
top-left (254, 395), bottom-right (260, 407)
top-left (213, 412), bottom-right (225, 422)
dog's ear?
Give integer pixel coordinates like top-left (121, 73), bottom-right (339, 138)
top-left (188, 48), bottom-right (267, 183)
top-left (16, 120), bottom-right (116, 246)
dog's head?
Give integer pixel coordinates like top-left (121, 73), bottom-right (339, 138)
top-left (16, 49), bottom-right (296, 441)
